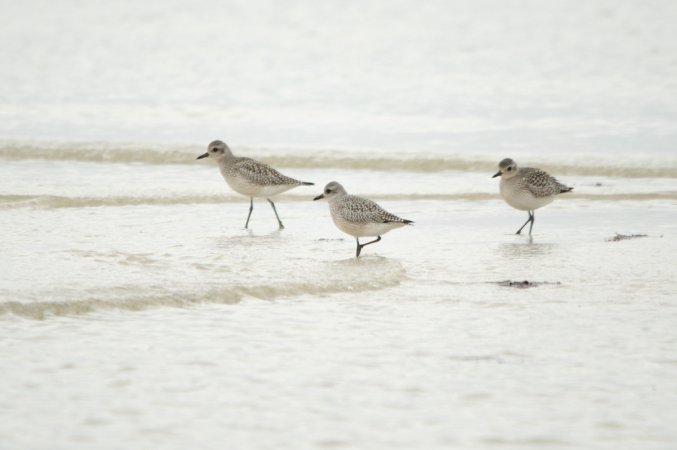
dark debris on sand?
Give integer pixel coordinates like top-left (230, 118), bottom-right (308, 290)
top-left (496, 280), bottom-right (561, 289)
top-left (607, 233), bottom-right (648, 242)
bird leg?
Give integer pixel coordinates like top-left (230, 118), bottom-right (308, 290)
top-left (355, 236), bottom-right (382, 257)
top-left (267, 198), bottom-right (285, 229)
top-left (515, 211), bottom-right (534, 235)
top-left (244, 197), bottom-right (254, 229)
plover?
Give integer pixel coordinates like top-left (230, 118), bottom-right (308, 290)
top-left (197, 140), bottom-right (313, 229)
top-left (313, 181), bottom-right (413, 257)
top-left (492, 158), bottom-right (573, 235)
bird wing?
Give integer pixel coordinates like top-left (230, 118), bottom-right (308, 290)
top-left (340, 195), bottom-right (410, 224)
top-left (524, 168), bottom-right (566, 198)
top-left (232, 157), bottom-right (302, 186)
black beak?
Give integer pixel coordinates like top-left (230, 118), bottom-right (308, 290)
top-left (492, 170), bottom-right (501, 178)
top-left (197, 153), bottom-right (209, 160)
top-left (313, 194), bottom-right (325, 201)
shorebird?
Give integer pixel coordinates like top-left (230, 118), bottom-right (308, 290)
top-left (313, 181), bottom-right (413, 257)
top-left (197, 140), bottom-right (313, 229)
top-left (492, 158), bottom-right (573, 235)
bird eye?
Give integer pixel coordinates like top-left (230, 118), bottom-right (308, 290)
top-left (211, 148), bottom-right (217, 152)
top-left (325, 189), bottom-right (330, 194)
top-left (507, 167), bottom-right (512, 171)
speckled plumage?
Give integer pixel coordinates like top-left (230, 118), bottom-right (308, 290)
top-left (330, 194), bottom-right (411, 226)
top-left (223, 157), bottom-right (309, 191)
top-left (197, 140), bottom-right (313, 229)
top-left (516, 167), bottom-right (572, 198)
top-left (314, 181), bottom-right (413, 257)
top-left (493, 158), bottom-right (572, 235)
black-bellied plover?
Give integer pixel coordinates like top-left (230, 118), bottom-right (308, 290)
top-left (313, 181), bottom-right (413, 257)
top-left (197, 140), bottom-right (314, 229)
top-left (492, 158), bottom-right (573, 235)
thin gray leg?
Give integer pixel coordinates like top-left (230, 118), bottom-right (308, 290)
top-left (515, 211), bottom-right (533, 235)
top-left (528, 211), bottom-right (535, 235)
top-left (355, 236), bottom-right (382, 257)
top-left (267, 198), bottom-right (284, 229)
top-left (244, 197), bottom-right (254, 229)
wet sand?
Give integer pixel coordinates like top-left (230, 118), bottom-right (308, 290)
top-left (2, 163), bottom-right (676, 448)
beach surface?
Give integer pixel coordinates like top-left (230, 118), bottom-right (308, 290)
top-left (2, 0), bottom-right (677, 448)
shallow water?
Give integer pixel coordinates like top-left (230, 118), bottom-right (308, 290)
top-left (2, 150), bottom-right (676, 449)
top-left (2, 0), bottom-right (677, 449)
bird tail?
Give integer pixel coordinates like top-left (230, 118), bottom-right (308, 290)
top-left (383, 218), bottom-right (414, 225)
top-left (301, 181), bottom-right (314, 186)
top-left (560, 186), bottom-right (573, 193)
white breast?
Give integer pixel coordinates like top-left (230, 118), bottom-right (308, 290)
top-left (331, 215), bottom-right (406, 238)
top-left (500, 178), bottom-right (554, 211)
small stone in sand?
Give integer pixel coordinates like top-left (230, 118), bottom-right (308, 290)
top-left (607, 233), bottom-right (648, 242)
top-left (497, 280), bottom-right (561, 289)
